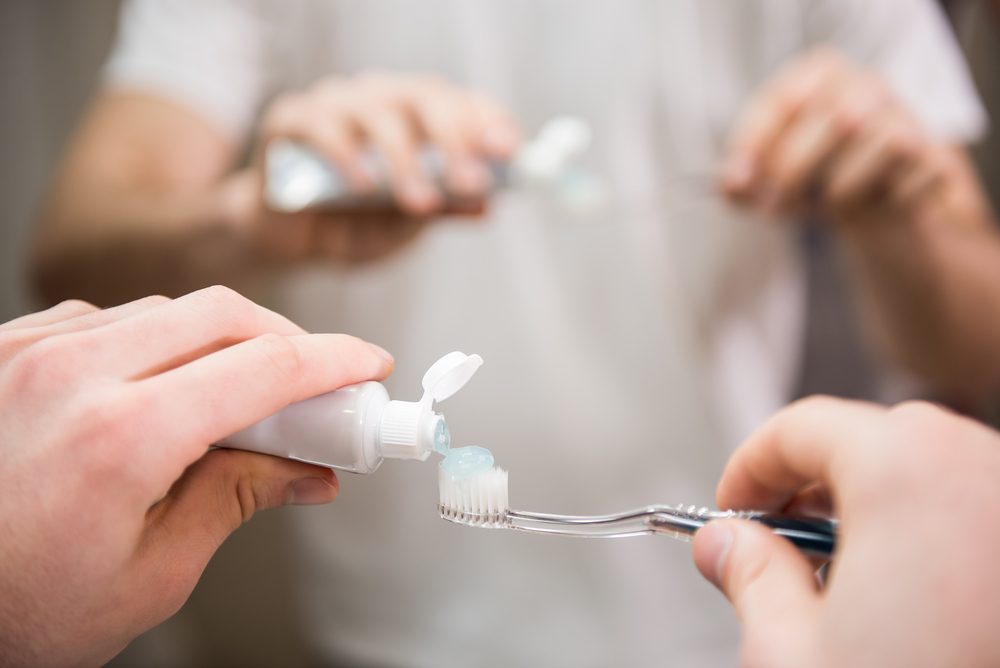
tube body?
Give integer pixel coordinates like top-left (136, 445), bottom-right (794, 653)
top-left (221, 381), bottom-right (389, 474)
top-left (266, 141), bottom-right (508, 213)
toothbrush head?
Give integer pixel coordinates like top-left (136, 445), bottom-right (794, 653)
top-left (438, 465), bottom-right (509, 528)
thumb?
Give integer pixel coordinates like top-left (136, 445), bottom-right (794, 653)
top-left (693, 520), bottom-right (821, 660)
top-left (138, 449), bottom-right (338, 590)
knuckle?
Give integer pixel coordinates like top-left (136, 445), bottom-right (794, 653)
top-left (727, 540), bottom-right (771, 602)
top-left (263, 94), bottom-right (305, 132)
top-left (357, 69), bottom-right (393, 89)
top-left (770, 89), bottom-right (804, 119)
top-left (887, 128), bottom-right (919, 158)
top-left (72, 390), bottom-right (160, 493)
top-left (235, 470), bottom-right (261, 524)
top-left (66, 388), bottom-right (137, 451)
top-left (357, 68), bottom-right (382, 81)
top-left (789, 394), bottom-right (841, 415)
top-left (329, 332), bottom-right (369, 357)
top-left (203, 449), bottom-right (260, 525)
top-left (313, 125), bottom-right (351, 156)
top-left (5, 335), bottom-right (84, 391)
top-left (0, 329), bottom-right (37, 362)
top-left (808, 45), bottom-right (846, 71)
top-left (861, 72), bottom-right (890, 98)
top-left (137, 294), bottom-right (171, 306)
top-left (184, 286), bottom-right (262, 338)
top-left (887, 400), bottom-right (948, 427)
top-left (415, 73), bottom-right (448, 92)
top-left (57, 299), bottom-right (99, 316)
top-left (125, 295), bottom-right (172, 313)
top-left (882, 401), bottom-right (957, 461)
top-left (312, 75), bottom-right (347, 94)
top-left (769, 157), bottom-right (798, 190)
top-left (190, 285), bottom-right (251, 316)
top-left (252, 333), bottom-right (302, 384)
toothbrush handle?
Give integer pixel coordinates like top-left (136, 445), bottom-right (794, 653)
top-left (750, 515), bottom-right (837, 558)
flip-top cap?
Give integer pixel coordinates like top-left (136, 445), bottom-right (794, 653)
top-left (377, 352), bottom-right (483, 461)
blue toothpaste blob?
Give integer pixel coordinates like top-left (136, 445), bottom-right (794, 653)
top-left (432, 418), bottom-right (451, 455)
top-left (440, 446), bottom-right (495, 481)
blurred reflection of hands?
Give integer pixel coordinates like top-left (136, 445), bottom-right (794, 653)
top-left (694, 396), bottom-right (1000, 668)
top-left (721, 48), bottom-right (947, 223)
top-left (220, 72), bottom-right (521, 265)
top-left (0, 287), bottom-right (394, 667)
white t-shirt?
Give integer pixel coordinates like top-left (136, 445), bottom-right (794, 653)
top-left (105, 2), bottom-right (984, 666)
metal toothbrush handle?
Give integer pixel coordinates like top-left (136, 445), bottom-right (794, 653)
top-left (748, 514), bottom-right (837, 558)
top-left (649, 507), bottom-right (837, 559)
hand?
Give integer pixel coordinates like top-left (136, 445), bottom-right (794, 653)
top-left (0, 286), bottom-right (394, 667)
top-left (222, 72), bottom-right (520, 265)
top-left (692, 397), bottom-right (1000, 668)
top-left (722, 48), bottom-right (946, 222)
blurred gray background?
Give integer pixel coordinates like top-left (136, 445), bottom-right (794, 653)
top-left (0, 1), bottom-right (120, 322)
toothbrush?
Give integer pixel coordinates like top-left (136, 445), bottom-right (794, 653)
top-left (438, 467), bottom-right (836, 558)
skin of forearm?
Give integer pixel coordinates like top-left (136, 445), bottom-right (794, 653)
top-left (32, 174), bottom-right (265, 306)
top-left (835, 150), bottom-right (1000, 399)
top-left (29, 92), bottom-right (273, 306)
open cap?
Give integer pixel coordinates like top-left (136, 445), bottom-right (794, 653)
top-left (514, 116), bottom-right (592, 185)
top-left (378, 352), bottom-right (484, 461)
top-left (420, 351), bottom-right (484, 404)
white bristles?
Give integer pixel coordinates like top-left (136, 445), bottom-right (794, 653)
top-left (438, 466), bottom-right (509, 528)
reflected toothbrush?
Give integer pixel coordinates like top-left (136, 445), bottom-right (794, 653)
top-left (438, 466), bottom-right (836, 558)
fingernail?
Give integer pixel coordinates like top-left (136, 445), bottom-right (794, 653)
top-left (287, 477), bottom-right (338, 506)
top-left (703, 523), bottom-right (735, 590)
top-left (369, 342), bottom-right (395, 366)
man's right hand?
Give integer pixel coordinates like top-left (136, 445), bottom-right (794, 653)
top-left (692, 397), bottom-right (1000, 668)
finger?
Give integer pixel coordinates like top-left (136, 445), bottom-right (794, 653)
top-left (62, 286), bottom-right (306, 379)
top-left (132, 332), bottom-right (393, 485)
top-left (763, 73), bottom-right (887, 213)
top-left (762, 106), bottom-right (842, 213)
top-left (0, 296), bottom-right (169, 362)
top-left (717, 396), bottom-right (886, 512)
top-left (693, 520), bottom-right (820, 662)
top-left (887, 156), bottom-right (943, 210)
top-left (304, 109), bottom-right (373, 192)
top-left (409, 87), bottom-right (490, 197)
top-left (467, 92), bottom-right (521, 159)
top-left (0, 299), bottom-right (98, 332)
top-left (307, 84), bottom-right (376, 191)
top-left (262, 92), bottom-right (372, 192)
top-left (136, 449), bottom-right (338, 613)
top-left (781, 482), bottom-right (835, 518)
top-left (723, 49), bottom-right (847, 198)
top-left (355, 102), bottom-right (441, 215)
top-left (825, 120), bottom-right (920, 213)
